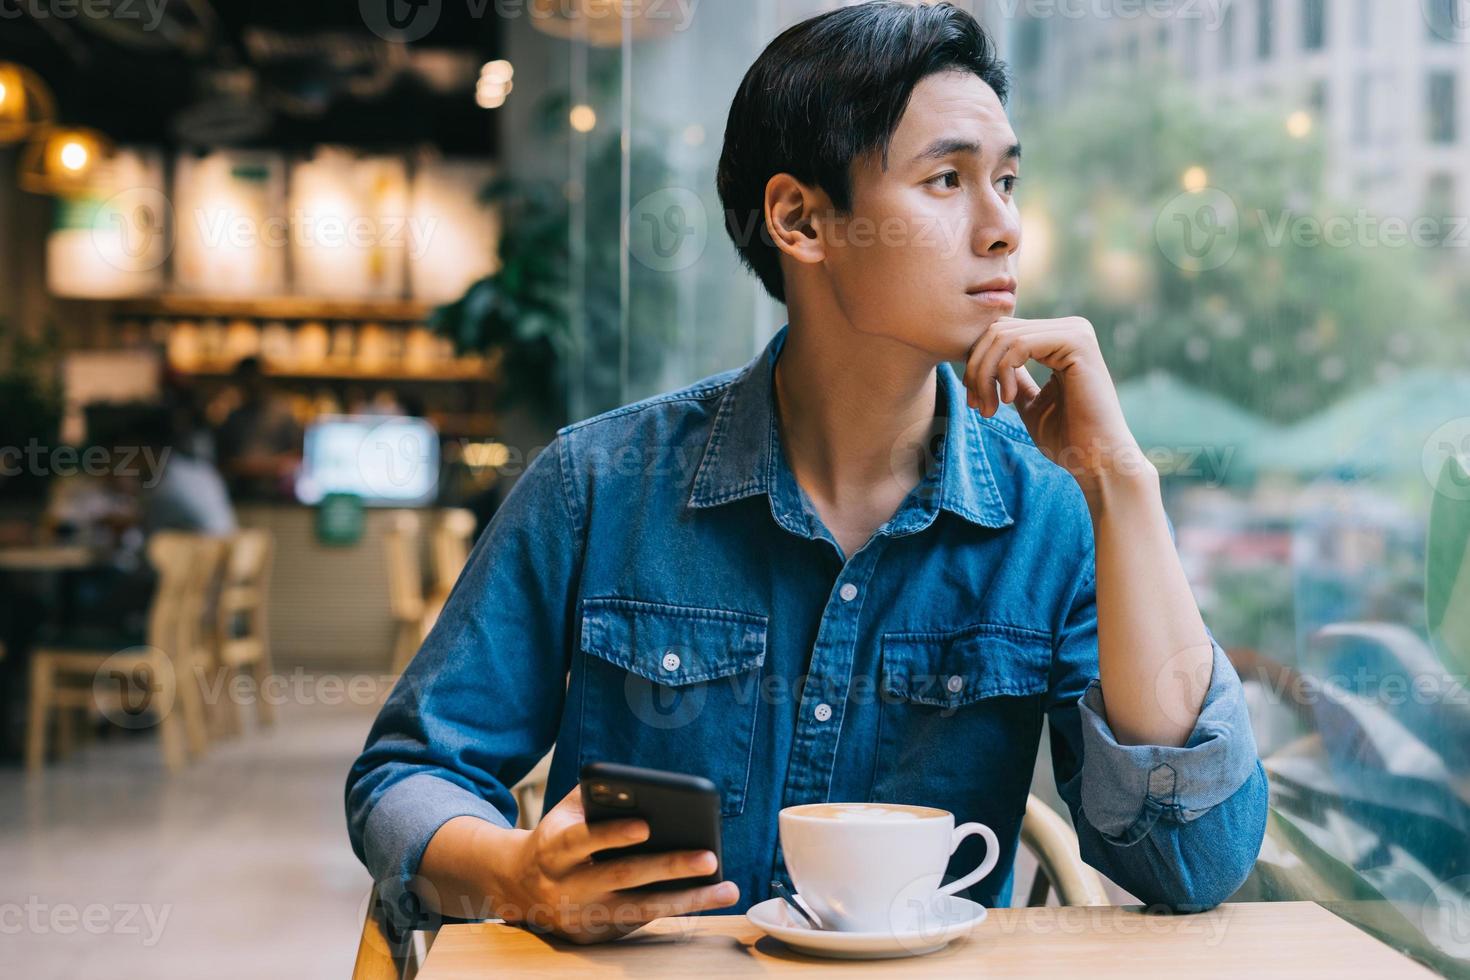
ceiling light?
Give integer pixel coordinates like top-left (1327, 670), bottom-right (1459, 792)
top-left (19, 126), bottom-right (113, 195)
top-left (0, 62), bottom-right (56, 145)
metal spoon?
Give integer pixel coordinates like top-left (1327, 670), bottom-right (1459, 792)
top-left (770, 880), bottom-right (824, 930)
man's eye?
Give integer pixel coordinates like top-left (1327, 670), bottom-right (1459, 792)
top-left (927, 171), bottom-right (960, 189)
top-left (999, 175), bottom-right (1020, 194)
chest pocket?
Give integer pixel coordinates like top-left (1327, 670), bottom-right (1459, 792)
top-left (577, 597), bottom-right (767, 817)
top-left (881, 623), bottom-right (1052, 710)
top-left (872, 622), bottom-right (1053, 808)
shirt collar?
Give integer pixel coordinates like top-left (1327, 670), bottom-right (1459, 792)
top-left (686, 323), bottom-right (1013, 534)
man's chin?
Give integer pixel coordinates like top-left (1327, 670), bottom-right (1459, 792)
top-left (939, 316), bottom-right (1004, 361)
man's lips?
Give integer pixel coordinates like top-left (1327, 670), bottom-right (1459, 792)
top-left (967, 280), bottom-right (1017, 307)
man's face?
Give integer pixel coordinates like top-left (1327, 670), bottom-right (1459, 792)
top-left (823, 70), bottom-right (1022, 363)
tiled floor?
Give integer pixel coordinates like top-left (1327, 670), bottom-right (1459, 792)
top-left (1, 696), bottom-right (379, 980)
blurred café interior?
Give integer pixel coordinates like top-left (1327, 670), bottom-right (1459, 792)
top-left (1, 1), bottom-right (1469, 978)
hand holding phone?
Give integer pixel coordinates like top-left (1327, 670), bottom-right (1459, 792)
top-left (462, 776), bottom-right (737, 944)
top-left (580, 761), bottom-right (725, 889)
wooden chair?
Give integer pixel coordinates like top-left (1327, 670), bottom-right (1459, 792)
top-left (419, 509), bottom-right (477, 638)
top-left (348, 769), bottom-right (1107, 979)
top-left (25, 532), bottom-right (225, 773)
top-left (1020, 793), bottom-right (1110, 907)
top-left (212, 528), bottom-right (277, 735)
top-left (430, 509), bottom-right (477, 600)
top-left (384, 512), bottom-right (427, 675)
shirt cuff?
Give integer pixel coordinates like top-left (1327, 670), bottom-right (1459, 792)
top-left (1076, 638), bottom-right (1259, 844)
top-left (363, 772), bottom-right (513, 930)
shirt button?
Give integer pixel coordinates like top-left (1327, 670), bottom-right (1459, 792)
top-left (661, 651), bottom-right (681, 672)
top-left (838, 583), bottom-right (858, 602)
top-left (946, 675), bottom-right (965, 694)
top-left (814, 703), bottom-right (833, 722)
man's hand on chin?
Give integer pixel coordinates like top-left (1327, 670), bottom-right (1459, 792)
top-left (961, 315), bottom-right (1156, 502)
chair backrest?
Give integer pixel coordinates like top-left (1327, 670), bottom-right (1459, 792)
top-left (142, 532), bottom-right (229, 675)
top-left (144, 532), bottom-right (204, 654)
top-left (218, 528), bottom-right (274, 626)
top-left (1020, 794), bottom-right (1110, 907)
top-left (430, 509), bottom-right (476, 597)
top-left (224, 527), bottom-right (274, 590)
top-left (384, 511), bottom-right (425, 622)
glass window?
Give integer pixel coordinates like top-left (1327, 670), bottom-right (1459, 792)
top-left (1352, 74), bottom-right (1371, 143)
top-left (1309, 78), bottom-right (1328, 120)
top-left (532, 4), bottom-right (1470, 973)
top-left (1303, 0), bottom-right (1327, 50)
top-left (1016, 18), bottom-right (1044, 70)
top-left (1428, 70), bottom-right (1458, 144)
top-left (1222, 4), bottom-right (1238, 67)
top-left (1186, 15), bottom-right (1202, 76)
top-left (1424, 173), bottom-right (1457, 246)
top-left (1425, 0), bottom-right (1463, 43)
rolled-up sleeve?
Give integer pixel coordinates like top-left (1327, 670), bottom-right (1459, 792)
top-left (344, 433), bottom-right (584, 929)
top-left (1047, 556), bottom-right (1269, 912)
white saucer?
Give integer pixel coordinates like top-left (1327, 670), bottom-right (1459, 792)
top-left (745, 894), bottom-right (987, 959)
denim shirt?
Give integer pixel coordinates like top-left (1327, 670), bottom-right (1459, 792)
top-left (346, 323), bottom-right (1268, 928)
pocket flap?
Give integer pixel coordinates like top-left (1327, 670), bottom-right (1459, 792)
top-left (580, 597), bottom-right (767, 687)
top-left (881, 623), bottom-right (1051, 708)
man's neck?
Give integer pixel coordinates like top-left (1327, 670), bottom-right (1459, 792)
top-left (772, 309), bottom-right (942, 534)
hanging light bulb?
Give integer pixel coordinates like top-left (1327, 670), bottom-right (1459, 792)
top-left (0, 62), bottom-right (57, 145)
top-left (19, 126), bottom-right (114, 195)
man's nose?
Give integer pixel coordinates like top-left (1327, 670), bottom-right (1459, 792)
top-left (972, 192), bottom-right (1020, 256)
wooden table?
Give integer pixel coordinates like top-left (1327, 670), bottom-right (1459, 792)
top-left (417, 901), bottom-right (1434, 978)
top-left (0, 545), bottom-right (99, 571)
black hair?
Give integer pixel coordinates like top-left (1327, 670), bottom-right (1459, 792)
top-left (716, 1), bottom-right (1010, 304)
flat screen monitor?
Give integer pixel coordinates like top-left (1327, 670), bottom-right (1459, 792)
top-left (296, 414), bottom-right (438, 507)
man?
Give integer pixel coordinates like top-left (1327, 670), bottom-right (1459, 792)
top-left (346, 0), bottom-right (1267, 944)
top-left (215, 356), bottom-right (302, 499)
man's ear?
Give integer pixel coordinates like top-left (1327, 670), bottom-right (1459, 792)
top-left (763, 173), bottom-right (830, 268)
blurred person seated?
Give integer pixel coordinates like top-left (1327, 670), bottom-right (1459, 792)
top-left (136, 405), bottom-right (237, 536)
top-left (216, 356), bottom-right (303, 499)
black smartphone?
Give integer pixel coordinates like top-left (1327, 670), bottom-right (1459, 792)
top-left (580, 761), bottom-right (724, 890)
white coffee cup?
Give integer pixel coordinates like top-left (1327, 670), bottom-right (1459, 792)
top-left (778, 802), bottom-right (999, 934)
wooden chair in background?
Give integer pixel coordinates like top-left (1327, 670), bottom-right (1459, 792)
top-left (430, 509), bottom-right (476, 598)
top-left (25, 532), bottom-right (224, 773)
top-left (384, 512), bottom-right (427, 675)
top-left (385, 510), bottom-right (478, 674)
top-left (420, 509), bottom-right (477, 633)
top-left (212, 528), bottom-right (277, 736)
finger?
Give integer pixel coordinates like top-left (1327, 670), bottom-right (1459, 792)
top-left (598, 881), bottom-right (742, 927)
top-left (963, 323), bottom-right (1007, 409)
top-left (983, 328), bottom-right (1079, 407)
top-left (1014, 364), bottom-right (1043, 408)
top-left (548, 817), bottom-right (651, 874)
top-left (1000, 363), bottom-right (1019, 405)
top-left (578, 848), bottom-right (720, 893)
top-left (976, 326), bottom-right (1027, 416)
